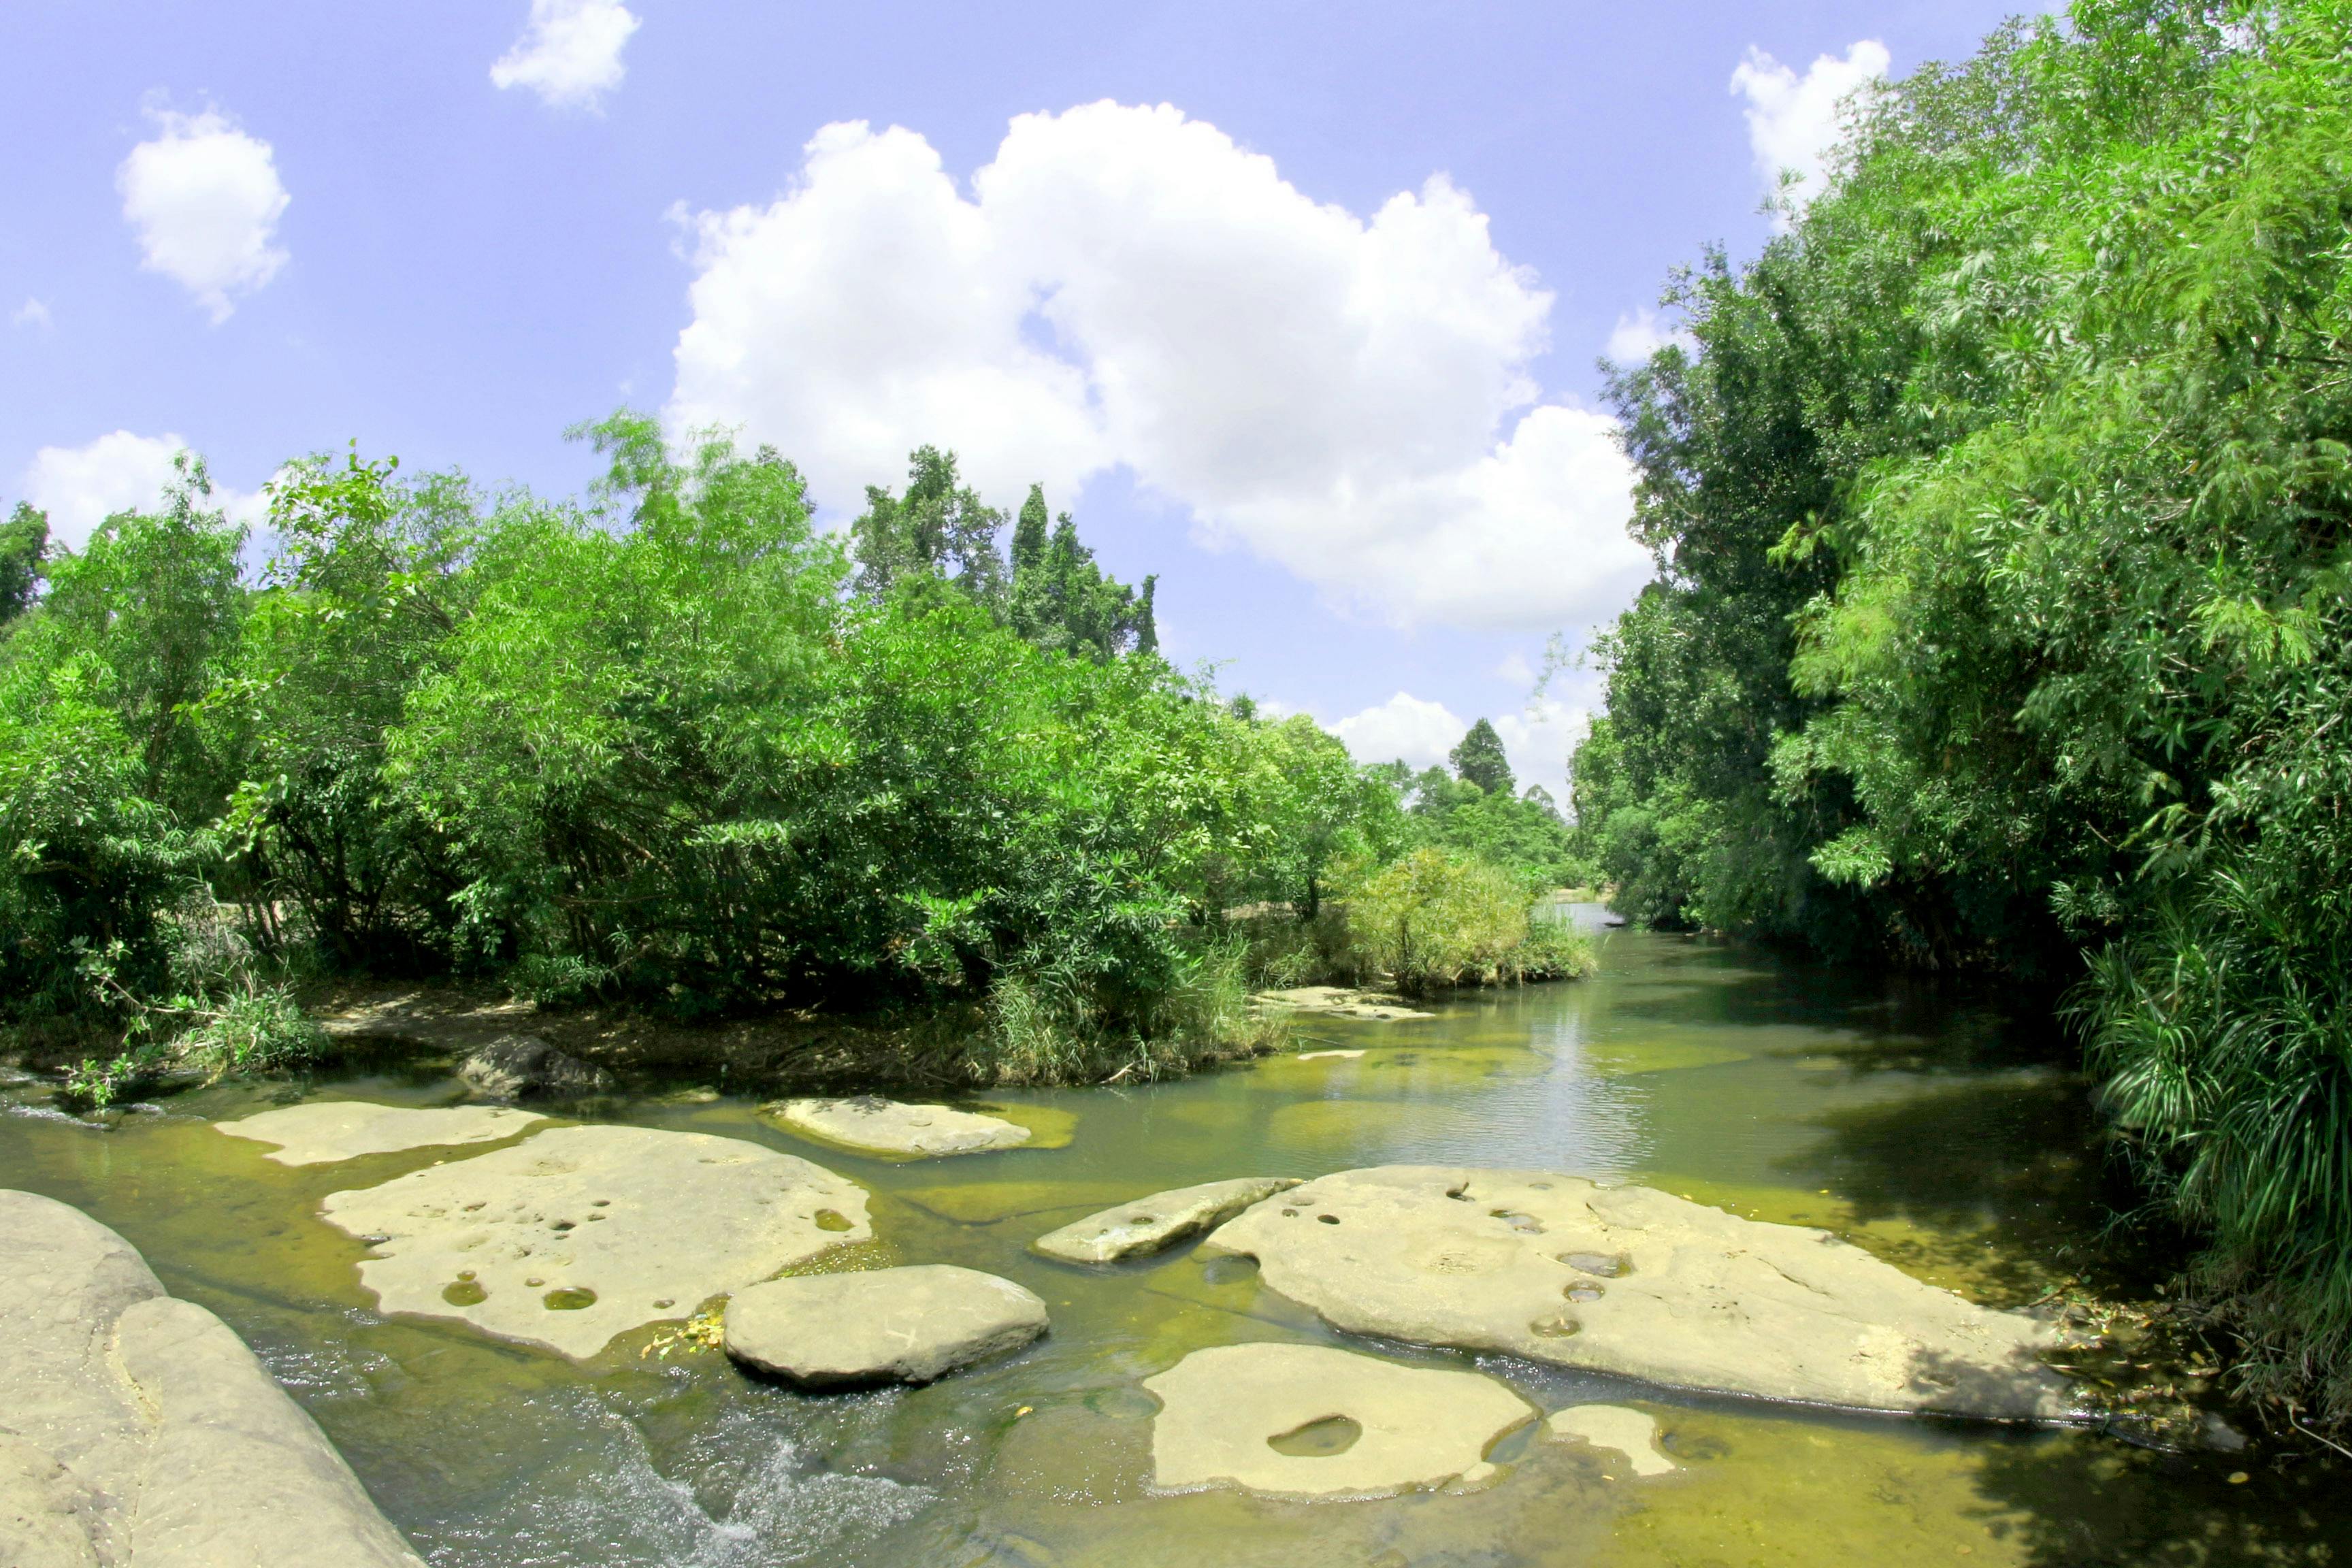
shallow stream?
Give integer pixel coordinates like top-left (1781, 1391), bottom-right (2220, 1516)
top-left (5, 915), bottom-right (2345, 1565)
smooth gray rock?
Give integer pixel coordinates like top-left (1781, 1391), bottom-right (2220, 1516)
top-left (0, 1189), bottom-right (424, 1567)
top-left (1143, 1343), bottom-right (1534, 1498)
top-left (456, 1034), bottom-right (608, 1100)
top-left (216, 1102), bottom-right (546, 1165)
top-left (1201, 1166), bottom-right (2082, 1421)
top-left (1032, 1177), bottom-right (1301, 1264)
top-left (766, 1096), bottom-right (1031, 1157)
top-left (723, 1264), bottom-right (1048, 1386)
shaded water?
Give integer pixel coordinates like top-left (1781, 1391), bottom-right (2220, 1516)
top-left (5, 917), bottom-right (2346, 1565)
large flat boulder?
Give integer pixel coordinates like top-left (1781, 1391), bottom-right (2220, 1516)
top-left (1032, 1177), bottom-right (1301, 1264)
top-left (1142, 1343), bottom-right (1534, 1499)
top-left (766, 1096), bottom-right (1031, 1158)
top-left (0, 1189), bottom-right (423, 1567)
top-left (321, 1126), bottom-right (870, 1359)
top-left (1200, 1166), bottom-right (2080, 1421)
top-left (215, 1102), bottom-right (546, 1166)
top-left (723, 1264), bottom-right (1048, 1386)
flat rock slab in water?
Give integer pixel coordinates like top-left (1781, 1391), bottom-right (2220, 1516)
top-left (1032, 1177), bottom-right (1302, 1264)
top-left (321, 1125), bottom-right (870, 1359)
top-left (215, 1101), bottom-right (547, 1165)
top-left (1143, 1342), bottom-right (1534, 1499)
top-left (0, 1189), bottom-right (424, 1567)
top-left (766, 1096), bottom-right (1032, 1157)
top-left (723, 1264), bottom-right (1048, 1385)
top-left (1547, 1404), bottom-right (1678, 1476)
top-left (1201, 1166), bottom-right (2078, 1421)
top-left (1252, 987), bottom-right (1433, 1021)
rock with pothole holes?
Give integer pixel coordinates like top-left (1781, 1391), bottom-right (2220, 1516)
top-left (215, 1101), bottom-right (546, 1165)
top-left (765, 1096), bottom-right (1032, 1158)
top-left (1143, 1342), bottom-right (1535, 1498)
top-left (1198, 1166), bottom-right (2081, 1421)
top-left (723, 1264), bottom-right (1048, 1385)
top-left (1032, 1177), bottom-right (1302, 1264)
top-left (319, 1126), bottom-right (870, 1358)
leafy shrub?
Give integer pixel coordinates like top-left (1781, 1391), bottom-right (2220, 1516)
top-left (1345, 849), bottom-right (1539, 995)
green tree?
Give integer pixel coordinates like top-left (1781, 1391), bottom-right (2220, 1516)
top-left (0, 503), bottom-right (46, 627)
top-left (1449, 719), bottom-right (1514, 796)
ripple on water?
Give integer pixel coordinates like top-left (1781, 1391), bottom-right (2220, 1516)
top-left (410, 1397), bottom-right (932, 1567)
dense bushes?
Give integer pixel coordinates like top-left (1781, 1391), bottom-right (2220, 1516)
top-left (1345, 847), bottom-right (1591, 995)
top-left (1, 415), bottom-right (1584, 1090)
top-left (1573, 0), bottom-right (2352, 1414)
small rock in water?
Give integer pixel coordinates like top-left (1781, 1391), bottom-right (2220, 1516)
top-left (1032, 1177), bottom-right (1301, 1264)
top-left (764, 1096), bottom-right (1032, 1158)
top-left (1142, 1342), bottom-right (1534, 1498)
top-left (1251, 987), bottom-right (1434, 1022)
top-left (1547, 1404), bottom-right (1678, 1476)
top-left (723, 1264), bottom-right (1048, 1386)
top-left (456, 1035), bottom-right (609, 1100)
top-left (214, 1101), bottom-right (546, 1165)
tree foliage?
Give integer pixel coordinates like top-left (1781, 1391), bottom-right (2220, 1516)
top-left (1573, 0), bottom-right (2352, 1413)
top-left (0, 416), bottom-right (1573, 1090)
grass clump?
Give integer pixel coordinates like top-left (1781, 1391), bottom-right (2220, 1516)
top-left (1342, 848), bottom-right (1594, 996)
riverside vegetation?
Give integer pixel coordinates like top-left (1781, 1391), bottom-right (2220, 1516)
top-left (1570, 0), bottom-right (2352, 1424)
top-left (0, 415), bottom-right (1588, 1105)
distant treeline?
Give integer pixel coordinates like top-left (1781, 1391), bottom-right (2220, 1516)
top-left (0, 414), bottom-right (1582, 1094)
top-left (1571, 0), bottom-right (2352, 1418)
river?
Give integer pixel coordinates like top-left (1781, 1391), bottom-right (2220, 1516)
top-left (3, 913), bottom-right (2343, 1565)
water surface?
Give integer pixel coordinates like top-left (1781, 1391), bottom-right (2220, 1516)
top-left (5, 917), bottom-right (2342, 1566)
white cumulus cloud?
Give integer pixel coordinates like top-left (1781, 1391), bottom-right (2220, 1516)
top-left (1604, 306), bottom-right (1697, 365)
top-left (1324, 689), bottom-right (1586, 801)
top-left (668, 103), bottom-right (1650, 631)
top-left (117, 109), bottom-right (290, 322)
top-left (22, 431), bottom-right (266, 553)
top-left (1731, 40), bottom-right (1889, 225)
top-left (492, 0), bottom-right (640, 110)
top-left (1329, 691), bottom-right (1467, 772)
top-left (12, 298), bottom-right (52, 330)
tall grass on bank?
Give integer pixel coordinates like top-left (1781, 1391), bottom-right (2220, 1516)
top-left (2074, 860), bottom-right (2352, 1422)
top-left (59, 889), bottom-right (327, 1108)
top-left (982, 937), bottom-right (1292, 1086)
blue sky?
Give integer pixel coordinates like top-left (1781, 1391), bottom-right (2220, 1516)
top-left (1, 0), bottom-right (2023, 796)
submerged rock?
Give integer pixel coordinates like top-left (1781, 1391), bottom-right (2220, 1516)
top-left (1032, 1177), bottom-right (1302, 1264)
top-left (215, 1101), bottom-right (546, 1166)
top-left (1142, 1342), bottom-right (1534, 1498)
top-left (1200, 1166), bottom-right (2080, 1421)
top-left (0, 1188), bottom-right (424, 1567)
top-left (1252, 987), bottom-right (1433, 1022)
top-left (455, 1034), bottom-right (608, 1100)
top-left (723, 1264), bottom-right (1049, 1385)
top-left (1547, 1404), bottom-right (1678, 1476)
top-left (321, 1125), bottom-right (870, 1358)
top-left (766, 1096), bottom-right (1032, 1158)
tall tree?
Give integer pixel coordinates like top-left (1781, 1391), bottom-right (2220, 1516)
top-left (1450, 719), bottom-right (1514, 796)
